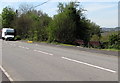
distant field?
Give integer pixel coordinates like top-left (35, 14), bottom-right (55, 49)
top-left (101, 31), bottom-right (118, 36)
top-left (100, 31), bottom-right (119, 42)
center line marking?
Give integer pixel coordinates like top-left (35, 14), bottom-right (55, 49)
top-left (18, 46), bottom-right (22, 48)
top-left (33, 50), bottom-right (53, 56)
top-left (61, 57), bottom-right (116, 73)
top-left (21, 46), bottom-right (24, 48)
top-left (49, 54), bottom-right (53, 56)
top-left (25, 47), bottom-right (29, 49)
top-left (34, 50), bottom-right (37, 52)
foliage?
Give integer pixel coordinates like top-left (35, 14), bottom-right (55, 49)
top-left (101, 31), bottom-right (120, 49)
top-left (48, 11), bottom-right (77, 43)
top-left (1, 2), bottom-right (101, 48)
top-left (27, 10), bottom-right (52, 41)
top-left (101, 31), bottom-right (118, 42)
top-left (48, 2), bottom-right (101, 46)
top-left (2, 7), bottom-right (16, 28)
top-left (12, 4), bottom-right (52, 41)
top-left (108, 33), bottom-right (120, 49)
top-left (0, 14), bottom-right (2, 29)
top-left (14, 14), bottom-right (32, 39)
top-left (14, 35), bottom-right (21, 40)
top-left (90, 35), bottom-right (100, 41)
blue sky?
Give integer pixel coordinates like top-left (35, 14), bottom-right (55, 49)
top-left (0, 0), bottom-right (119, 28)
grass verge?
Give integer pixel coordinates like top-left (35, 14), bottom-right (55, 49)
top-left (21, 39), bottom-right (119, 52)
top-left (100, 48), bottom-right (120, 52)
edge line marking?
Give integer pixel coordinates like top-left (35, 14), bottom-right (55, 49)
top-left (0, 65), bottom-right (14, 81)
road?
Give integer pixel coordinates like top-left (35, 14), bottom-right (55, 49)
top-left (1, 39), bottom-right (118, 81)
top-left (0, 39), bottom-right (2, 82)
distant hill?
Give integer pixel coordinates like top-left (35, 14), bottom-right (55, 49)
top-left (101, 27), bottom-right (120, 32)
top-left (101, 27), bottom-right (119, 38)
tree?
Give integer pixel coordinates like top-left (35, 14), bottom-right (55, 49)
top-left (48, 2), bottom-right (101, 45)
top-left (90, 35), bottom-right (100, 41)
top-left (48, 2), bottom-right (86, 44)
top-left (14, 3), bottom-right (52, 41)
top-left (19, 3), bottom-right (33, 14)
top-left (15, 14), bottom-right (33, 39)
top-left (24, 9), bottom-right (52, 41)
top-left (0, 14), bottom-right (2, 29)
top-left (2, 7), bottom-right (16, 28)
top-left (57, 3), bottom-right (64, 13)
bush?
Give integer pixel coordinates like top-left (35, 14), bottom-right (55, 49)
top-left (15, 35), bottom-right (21, 40)
top-left (108, 34), bottom-right (120, 50)
top-left (101, 33), bottom-right (120, 50)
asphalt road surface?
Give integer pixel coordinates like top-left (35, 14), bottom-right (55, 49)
top-left (1, 39), bottom-right (118, 81)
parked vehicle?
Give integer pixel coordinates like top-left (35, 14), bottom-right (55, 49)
top-left (2, 28), bottom-right (15, 40)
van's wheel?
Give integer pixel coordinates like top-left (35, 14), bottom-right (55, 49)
top-left (2, 38), bottom-right (5, 40)
top-left (5, 39), bottom-right (8, 41)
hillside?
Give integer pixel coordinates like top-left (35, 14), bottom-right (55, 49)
top-left (101, 27), bottom-right (120, 32)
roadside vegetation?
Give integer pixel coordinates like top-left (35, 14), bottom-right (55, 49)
top-left (100, 30), bottom-right (120, 51)
top-left (1, 2), bottom-right (120, 51)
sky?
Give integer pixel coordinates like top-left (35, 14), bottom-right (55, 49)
top-left (0, 0), bottom-right (119, 28)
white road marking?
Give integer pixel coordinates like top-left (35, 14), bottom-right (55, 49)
top-left (34, 50), bottom-right (37, 52)
top-left (49, 54), bottom-right (53, 56)
top-left (34, 50), bottom-right (53, 56)
top-left (0, 65), bottom-right (14, 81)
top-left (25, 47), bottom-right (29, 50)
top-left (61, 57), bottom-right (116, 73)
top-left (18, 46), bottom-right (29, 50)
top-left (38, 51), bottom-right (49, 55)
top-left (35, 44), bottom-right (38, 46)
top-left (9, 44), bottom-right (11, 45)
top-left (18, 46), bottom-right (22, 48)
top-left (22, 47), bottom-right (25, 48)
top-left (10, 44), bottom-right (16, 46)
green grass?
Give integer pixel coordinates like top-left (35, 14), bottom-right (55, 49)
top-left (38, 41), bottom-right (48, 43)
top-left (23, 40), bottom-right (74, 47)
top-left (100, 48), bottom-right (120, 52)
top-left (21, 39), bottom-right (120, 52)
top-left (58, 43), bottom-right (75, 46)
top-left (50, 42), bottom-right (75, 46)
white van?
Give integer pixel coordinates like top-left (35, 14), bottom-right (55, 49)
top-left (2, 28), bottom-right (15, 40)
